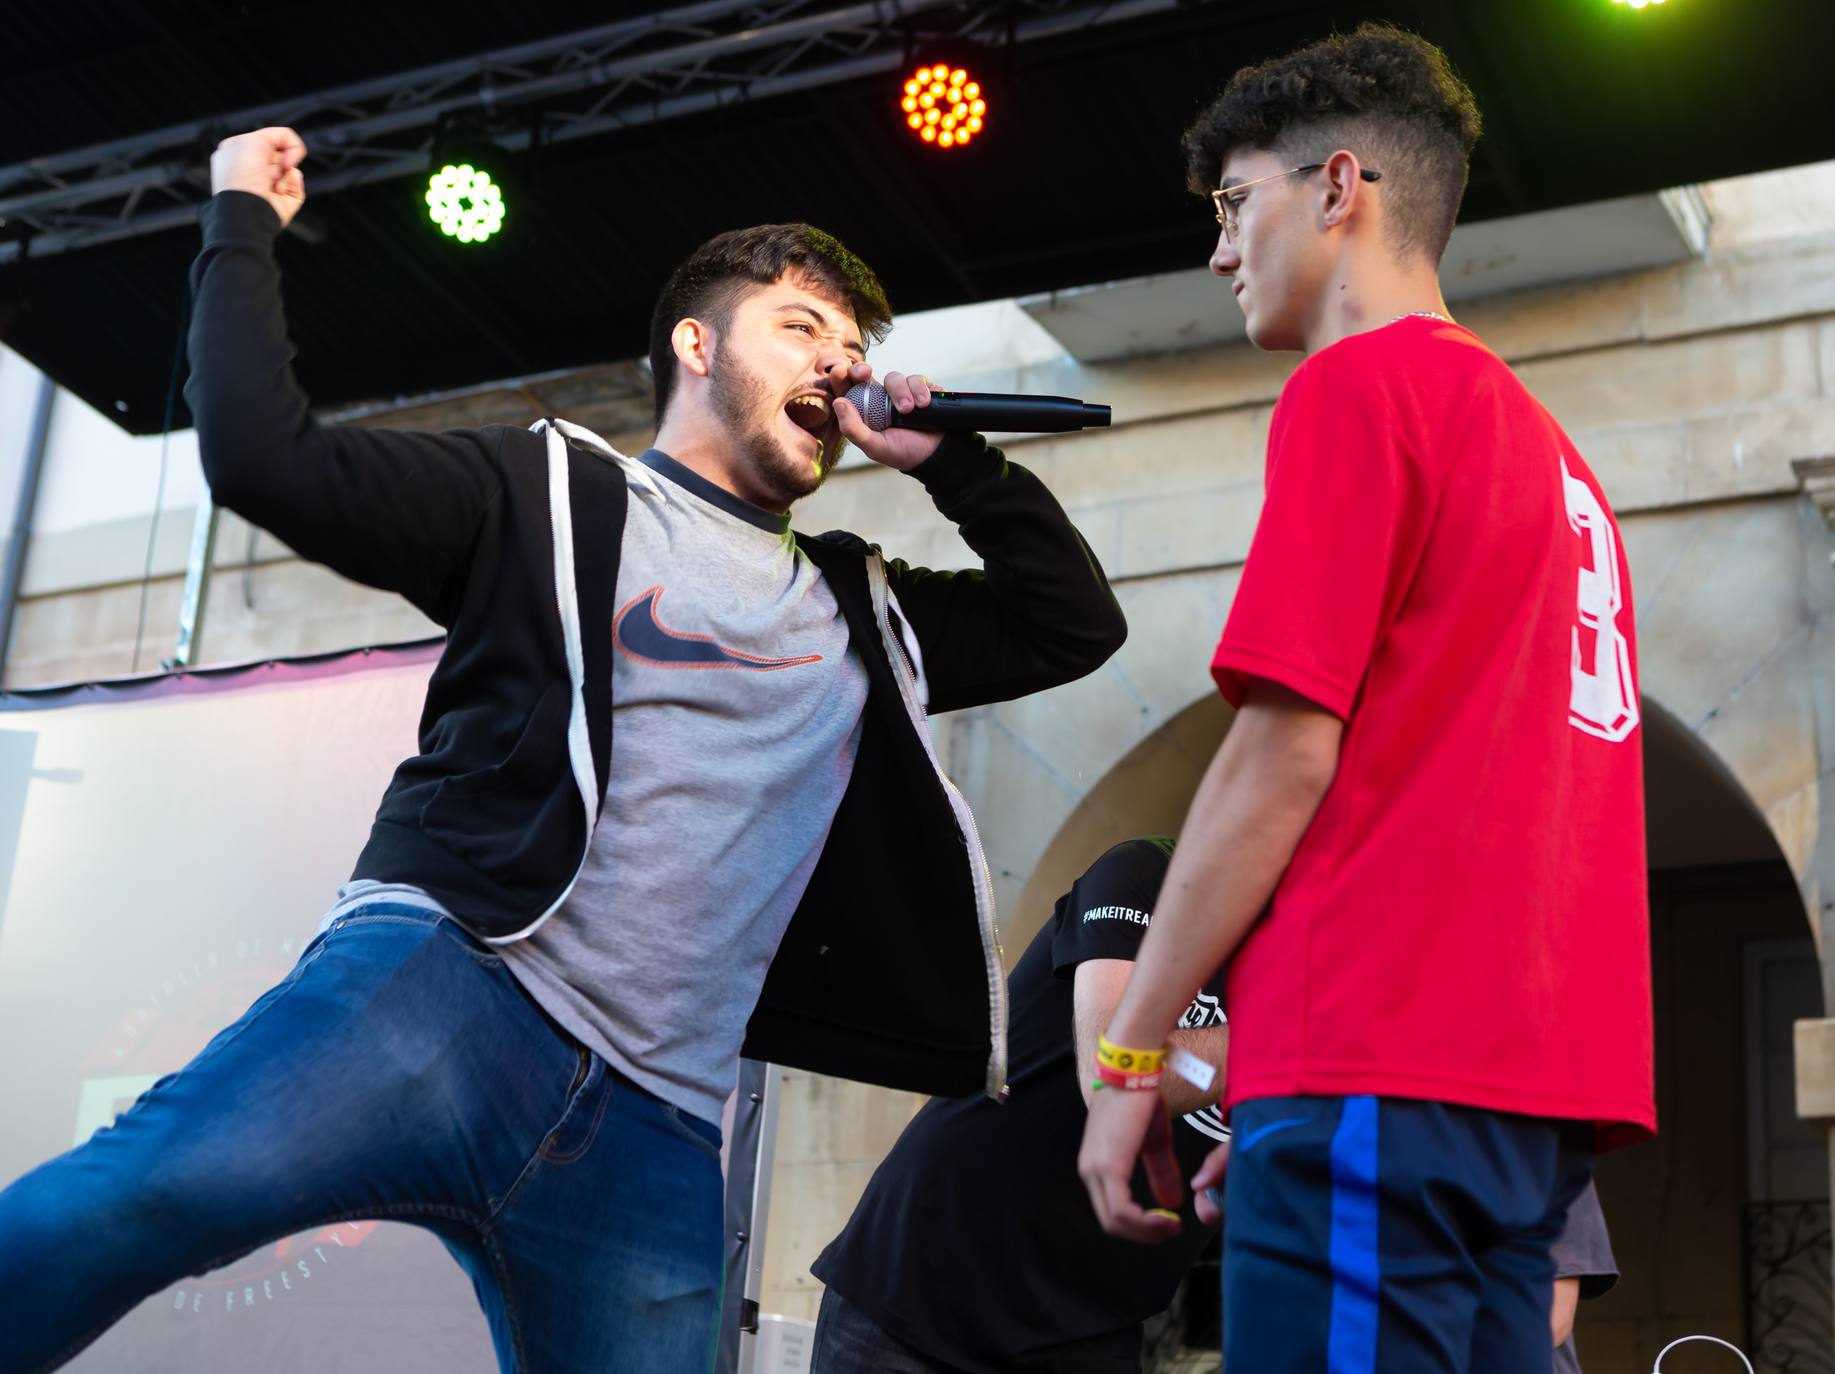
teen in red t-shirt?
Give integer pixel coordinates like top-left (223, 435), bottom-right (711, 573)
top-left (1210, 316), bottom-right (1651, 1138)
top-left (1078, 23), bottom-right (1653, 1374)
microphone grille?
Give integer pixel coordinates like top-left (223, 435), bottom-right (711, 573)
top-left (844, 381), bottom-right (890, 433)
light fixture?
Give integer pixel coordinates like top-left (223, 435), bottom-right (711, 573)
top-left (900, 62), bottom-right (985, 150)
top-left (423, 118), bottom-right (520, 245)
top-left (425, 161), bottom-right (506, 244)
top-left (1611, 0), bottom-right (1667, 9)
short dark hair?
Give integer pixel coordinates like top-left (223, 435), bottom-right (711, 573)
top-left (1182, 23), bottom-right (1481, 263)
top-left (649, 223), bottom-right (894, 423)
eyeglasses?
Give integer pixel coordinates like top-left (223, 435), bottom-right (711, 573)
top-left (1210, 163), bottom-right (1383, 242)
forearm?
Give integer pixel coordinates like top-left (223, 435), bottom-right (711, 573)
top-left (184, 193), bottom-right (502, 620)
top-left (1160, 1024), bottom-right (1228, 1116)
top-left (895, 436), bottom-right (1126, 711)
top-left (1107, 700), bottom-right (1335, 1050)
top-left (1550, 1278), bottom-right (1579, 1346)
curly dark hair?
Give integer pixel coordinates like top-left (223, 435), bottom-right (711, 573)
top-left (1182, 23), bottom-right (1481, 262)
top-left (650, 223), bottom-right (893, 424)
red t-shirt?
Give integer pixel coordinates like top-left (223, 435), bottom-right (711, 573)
top-left (1211, 316), bottom-right (1654, 1149)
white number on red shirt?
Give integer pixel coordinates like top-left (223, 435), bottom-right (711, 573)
top-left (1563, 458), bottom-right (1639, 742)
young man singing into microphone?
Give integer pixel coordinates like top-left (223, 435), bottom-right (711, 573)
top-left (1077, 24), bottom-right (1653, 1374)
top-left (0, 126), bottom-right (1124, 1374)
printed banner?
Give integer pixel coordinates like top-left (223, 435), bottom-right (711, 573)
top-left (0, 645), bottom-right (502, 1372)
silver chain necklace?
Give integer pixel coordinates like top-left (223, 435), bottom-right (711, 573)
top-left (1389, 310), bottom-right (1450, 325)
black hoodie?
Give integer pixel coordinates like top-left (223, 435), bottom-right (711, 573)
top-left (185, 191), bottom-right (1127, 1099)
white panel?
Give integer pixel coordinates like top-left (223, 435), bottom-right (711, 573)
top-left (35, 388), bottom-right (201, 536)
top-left (1703, 157), bottom-right (1835, 249)
top-left (1021, 190), bottom-right (1713, 363)
top-left (0, 650), bottom-right (500, 1373)
top-left (0, 345), bottom-right (49, 536)
top-left (869, 296), bottom-right (1067, 379)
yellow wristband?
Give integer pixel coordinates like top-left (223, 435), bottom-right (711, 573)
top-left (1096, 1034), bottom-right (1167, 1076)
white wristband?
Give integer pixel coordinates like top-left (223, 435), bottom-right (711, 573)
top-left (1169, 1046), bottom-right (1215, 1094)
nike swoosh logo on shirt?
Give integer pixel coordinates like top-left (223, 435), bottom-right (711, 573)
top-left (613, 586), bottom-right (823, 672)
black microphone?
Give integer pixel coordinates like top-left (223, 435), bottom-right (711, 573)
top-left (843, 382), bottom-right (1111, 433)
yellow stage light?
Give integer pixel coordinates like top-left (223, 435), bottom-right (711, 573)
top-left (921, 125), bottom-right (937, 142)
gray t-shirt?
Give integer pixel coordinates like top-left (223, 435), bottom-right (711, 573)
top-left (1552, 1179), bottom-right (1618, 1374)
top-left (500, 449), bottom-right (869, 1124)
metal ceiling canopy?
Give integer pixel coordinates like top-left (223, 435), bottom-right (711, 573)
top-left (0, 0), bottom-right (1190, 264)
top-left (9, 0), bottom-right (1835, 435)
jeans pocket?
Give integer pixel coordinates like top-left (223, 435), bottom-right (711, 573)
top-left (539, 1052), bottom-right (612, 1165)
top-left (434, 917), bottom-right (506, 969)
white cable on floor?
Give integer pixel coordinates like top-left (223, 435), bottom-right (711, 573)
top-left (1652, 1334), bottom-right (1755, 1372)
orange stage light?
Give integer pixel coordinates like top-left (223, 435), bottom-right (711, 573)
top-left (899, 60), bottom-right (987, 149)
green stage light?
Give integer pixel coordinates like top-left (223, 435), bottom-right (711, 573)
top-left (425, 162), bottom-right (506, 243)
top-left (1611, 0), bottom-right (1667, 9)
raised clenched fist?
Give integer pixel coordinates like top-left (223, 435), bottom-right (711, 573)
top-left (209, 127), bottom-right (308, 228)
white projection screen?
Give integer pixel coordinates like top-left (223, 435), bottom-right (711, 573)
top-left (0, 644), bottom-right (501, 1371)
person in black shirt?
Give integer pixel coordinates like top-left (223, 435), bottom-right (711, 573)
top-left (811, 837), bottom-right (1227, 1373)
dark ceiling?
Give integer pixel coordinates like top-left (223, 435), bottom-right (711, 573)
top-left (5, 0), bottom-right (1834, 434)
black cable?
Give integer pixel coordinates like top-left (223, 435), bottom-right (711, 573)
top-left (129, 281), bottom-right (190, 674)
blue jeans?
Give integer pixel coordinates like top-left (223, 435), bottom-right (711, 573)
top-left (0, 904), bottom-right (726, 1374)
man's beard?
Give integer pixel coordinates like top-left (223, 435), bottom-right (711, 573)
top-left (709, 342), bottom-right (836, 509)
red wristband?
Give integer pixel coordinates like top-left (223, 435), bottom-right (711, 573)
top-left (1094, 1061), bottom-right (1163, 1091)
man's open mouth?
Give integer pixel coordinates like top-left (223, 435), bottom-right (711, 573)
top-left (784, 392), bottom-right (832, 438)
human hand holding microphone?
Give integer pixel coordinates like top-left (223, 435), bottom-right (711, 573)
top-left (829, 364), bottom-right (1113, 478)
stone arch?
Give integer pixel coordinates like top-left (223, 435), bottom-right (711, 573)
top-left (1010, 689), bottom-right (1804, 956)
top-left (1008, 688), bottom-right (1820, 1365)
